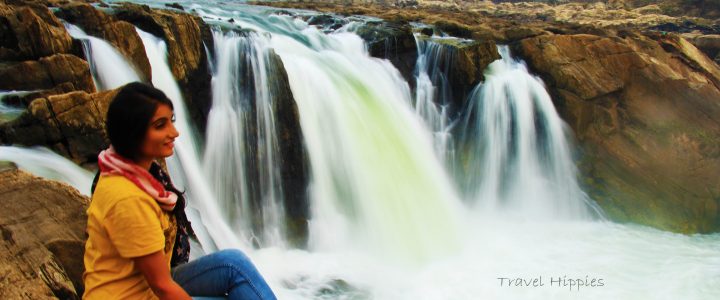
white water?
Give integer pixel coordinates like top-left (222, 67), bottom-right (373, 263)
top-left (204, 30), bottom-right (286, 247)
top-left (136, 28), bottom-right (246, 253)
top-left (412, 36), bottom-right (456, 162)
top-left (457, 46), bottom-right (603, 220)
top-left (0, 90), bottom-right (27, 123)
top-left (0, 146), bottom-right (93, 195)
top-left (3, 1), bottom-right (717, 299)
top-left (63, 23), bottom-right (142, 91)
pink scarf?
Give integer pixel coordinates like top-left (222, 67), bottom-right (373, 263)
top-left (97, 146), bottom-right (177, 211)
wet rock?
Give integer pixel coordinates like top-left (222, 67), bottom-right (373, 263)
top-left (0, 90), bottom-right (116, 165)
top-left (355, 20), bottom-right (418, 84)
top-left (56, 2), bottom-right (152, 82)
top-left (516, 33), bottom-right (720, 233)
top-left (113, 3), bottom-right (213, 137)
top-left (164, 2), bottom-right (184, 10)
top-left (0, 168), bottom-right (89, 299)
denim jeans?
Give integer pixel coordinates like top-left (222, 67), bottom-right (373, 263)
top-left (171, 249), bottom-right (277, 300)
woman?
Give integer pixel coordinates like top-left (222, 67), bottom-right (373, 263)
top-left (84, 82), bottom-right (277, 300)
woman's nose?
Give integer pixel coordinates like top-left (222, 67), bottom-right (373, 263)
top-left (169, 121), bottom-right (180, 138)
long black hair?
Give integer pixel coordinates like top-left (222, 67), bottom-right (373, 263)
top-left (105, 81), bottom-right (175, 161)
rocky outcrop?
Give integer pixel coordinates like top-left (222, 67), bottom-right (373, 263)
top-left (515, 33), bottom-right (720, 233)
top-left (0, 1), bottom-right (73, 61)
top-left (55, 2), bottom-right (152, 82)
top-left (683, 33), bottom-right (720, 65)
top-left (0, 166), bottom-right (88, 299)
top-left (0, 90), bottom-right (115, 167)
top-left (266, 51), bottom-right (309, 248)
top-left (112, 3), bottom-right (213, 136)
top-left (355, 20), bottom-right (418, 84)
top-left (0, 53), bottom-right (95, 93)
top-left (0, 0), bottom-right (96, 108)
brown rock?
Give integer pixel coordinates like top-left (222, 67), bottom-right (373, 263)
top-left (56, 3), bottom-right (152, 82)
top-left (0, 1), bottom-right (73, 61)
top-left (0, 167), bottom-right (88, 299)
top-left (516, 33), bottom-right (720, 233)
top-left (114, 3), bottom-right (213, 135)
top-left (0, 53), bottom-right (95, 94)
top-left (0, 90), bottom-right (116, 165)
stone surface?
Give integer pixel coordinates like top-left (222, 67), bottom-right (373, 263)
top-left (0, 53), bottom-right (95, 94)
top-left (516, 33), bottom-right (720, 233)
top-left (0, 90), bottom-right (116, 166)
top-left (0, 167), bottom-right (89, 299)
top-left (0, 0), bottom-right (73, 61)
top-left (355, 20), bottom-right (418, 84)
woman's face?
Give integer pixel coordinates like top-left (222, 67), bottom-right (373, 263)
top-left (139, 103), bottom-right (179, 160)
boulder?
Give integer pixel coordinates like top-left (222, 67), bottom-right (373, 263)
top-left (0, 53), bottom-right (95, 94)
top-left (0, 90), bottom-right (116, 166)
top-left (113, 3), bottom-right (213, 137)
top-left (515, 33), bottom-right (720, 233)
top-left (267, 51), bottom-right (309, 247)
top-left (55, 3), bottom-right (152, 82)
top-left (0, 166), bottom-right (88, 299)
top-left (355, 20), bottom-right (418, 84)
top-left (0, 1), bottom-right (73, 61)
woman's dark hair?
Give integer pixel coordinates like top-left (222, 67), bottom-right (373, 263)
top-left (105, 81), bottom-right (174, 161)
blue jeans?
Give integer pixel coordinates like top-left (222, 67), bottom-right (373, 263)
top-left (171, 249), bottom-right (277, 300)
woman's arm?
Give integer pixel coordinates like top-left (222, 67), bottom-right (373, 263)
top-left (134, 250), bottom-right (192, 300)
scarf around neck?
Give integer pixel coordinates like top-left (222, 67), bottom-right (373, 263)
top-left (97, 146), bottom-right (177, 211)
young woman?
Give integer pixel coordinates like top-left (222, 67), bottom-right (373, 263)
top-left (83, 82), bottom-right (277, 300)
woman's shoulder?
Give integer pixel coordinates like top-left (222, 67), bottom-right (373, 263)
top-left (90, 175), bottom-right (156, 210)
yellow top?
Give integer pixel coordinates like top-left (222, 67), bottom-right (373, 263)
top-left (83, 174), bottom-right (176, 300)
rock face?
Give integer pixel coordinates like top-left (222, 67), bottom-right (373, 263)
top-left (0, 90), bottom-right (115, 167)
top-left (0, 166), bottom-right (89, 299)
top-left (355, 20), bottom-right (418, 84)
top-left (515, 32), bottom-right (720, 233)
top-left (55, 2), bottom-right (152, 82)
top-left (113, 3), bottom-right (213, 136)
top-left (0, 0), bottom-right (95, 106)
top-left (266, 51), bottom-right (309, 247)
top-left (0, 53), bottom-right (95, 93)
top-left (0, 0), bottom-right (73, 61)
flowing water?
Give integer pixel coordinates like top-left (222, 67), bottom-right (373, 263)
top-left (63, 23), bottom-right (142, 91)
top-left (1, 1), bottom-right (717, 299)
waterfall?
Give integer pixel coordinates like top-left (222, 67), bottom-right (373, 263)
top-left (457, 46), bottom-right (603, 220)
top-left (0, 146), bottom-right (93, 195)
top-left (136, 28), bottom-right (247, 253)
top-left (266, 20), bottom-right (463, 262)
top-left (412, 36), bottom-right (459, 163)
top-left (203, 29), bottom-right (287, 247)
top-left (63, 23), bottom-right (141, 91)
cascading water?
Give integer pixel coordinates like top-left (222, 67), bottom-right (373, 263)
top-left (412, 35), bottom-right (456, 162)
top-left (203, 29), bottom-right (287, 247)
top-left (0, 91), bottom-right (27, 123)
top-left (63, 23), bottom-right (141, 91)
top-left (0, 146), bottom-right (93, 194)
top-left (136, 27), bottom-right (244, 253)
top-left (2, 1), bottom-right (717, 299)
top-left (457, 46), bottom-right (603, 220)
top-left (265, 18), bottom-right (463, 262)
